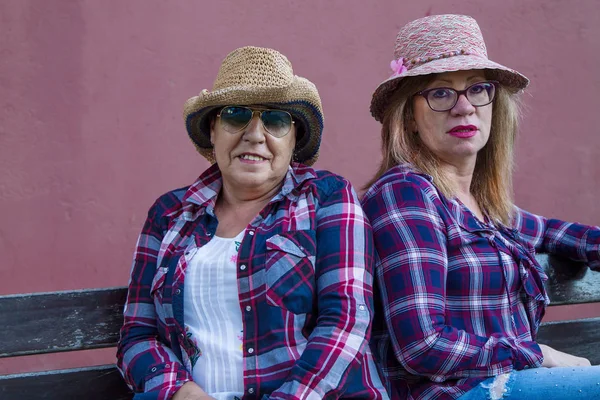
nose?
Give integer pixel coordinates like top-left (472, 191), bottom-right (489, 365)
top-left (450, 93), bottom-right (476, 116)
top-left (242, 113), bottom-right (266, 143)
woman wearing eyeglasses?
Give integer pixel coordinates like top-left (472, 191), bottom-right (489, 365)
top-left (361, 15), bottom-right (600, 400)
top-left (117, 46), bottom-right (387, 400)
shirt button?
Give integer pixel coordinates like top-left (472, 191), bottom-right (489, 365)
top-left (248, 230), bottom-right (254, 236)
top-left (248, 388), bottom-right (255, 394)
top-left (151, 367), bottom-right (157, 372)
top-left (175, 289), bottom-right (181, 295)
top-left (358, 305), bottom-right (366, 311)
top-left (240, 265), bottom-right (246, 271)
top-left (245, 305), bottom-right (251, 312)
top-left (248, 347), bottom-right (254, 354)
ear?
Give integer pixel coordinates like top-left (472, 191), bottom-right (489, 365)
top-left (291, 123), bottom-right (298, 147)
top-left (409, 119), bottom-right (418, 134)
top-left (288, 130), bottom-right (296, 165)
top-left (209, 118), bottom-right (216, 144)
top-left (407, 110), bottom-right (419, 134)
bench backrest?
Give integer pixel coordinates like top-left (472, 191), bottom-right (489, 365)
top-left (0, 287), bottom-right (131, 399)
top-left (535, 254), bottom-right (600, 365)
top-left (536, 254), bottom-right (600, 305)
top-left (0, 255), bottom-right (598, 398)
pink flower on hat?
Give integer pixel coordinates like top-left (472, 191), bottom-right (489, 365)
top-left (390, 58), bottom-right (408, 77)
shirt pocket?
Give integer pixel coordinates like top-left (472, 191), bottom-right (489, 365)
top-left (265, 230), bottom-right (316, 314)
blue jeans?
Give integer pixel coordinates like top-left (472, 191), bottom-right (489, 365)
top-left (458, 366), bottom-right (600, 399)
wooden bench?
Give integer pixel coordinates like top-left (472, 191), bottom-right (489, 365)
top-left (0, 287), bottom-right (132, 399)
top-left (0, 255), bottom-right (598, 398)
top-left (536, 254), bottom-right (600, 365)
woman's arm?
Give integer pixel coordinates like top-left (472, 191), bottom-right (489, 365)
top-left (539, 344), bottom-right (591, 367)
top-left (362, 177), bottom-right (543, 382)
top-left (117, 198), bottom-right (194, 399)
top-left (171, 382), bottom-right (215, 400)
top-left (513, 207), bottom-right (600, 270)
top-left (268, 176), bottom-right (376, 399)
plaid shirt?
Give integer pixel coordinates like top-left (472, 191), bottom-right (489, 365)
top-left (361, 164), bottom-right (600, 400)
top-left (117, 163), bottom-right (388, 400)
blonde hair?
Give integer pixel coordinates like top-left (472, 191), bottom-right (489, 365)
top-left (365, 74), bottom-right (522, 225)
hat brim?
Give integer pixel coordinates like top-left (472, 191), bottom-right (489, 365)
top-left (370, 55), bottom-right (529, 122)
top-left (183, 77), bottom-right (323, 166)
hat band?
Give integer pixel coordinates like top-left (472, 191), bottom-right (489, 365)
top-left (389, 49), bottom-right (476, 77)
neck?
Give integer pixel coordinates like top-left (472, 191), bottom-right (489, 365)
top-left (438, 157), bottom-right (487, 221)
top-left (213, 180), bottom-right (283, 238)
top-left (438, 157), bottom-right (476, 199)
top-left (219, 179), bottom-right (282, 208)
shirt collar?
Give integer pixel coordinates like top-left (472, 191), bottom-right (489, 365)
top-left (274, 163), bottom-right (318, 202)
top-left (395, 162), bottom-right (434, 182)
top-left (182, 162), bottom-right (317, 215)
top-left (395, 163), bottom-right (494, 233)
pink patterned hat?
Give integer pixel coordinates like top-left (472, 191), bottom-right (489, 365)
top-left (370, 14), bottom-right (529, 122)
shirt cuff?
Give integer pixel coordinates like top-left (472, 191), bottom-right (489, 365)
top-left (514, 341), bottom-right (544, 370)
top-left (142, 362), bottom-right (192, 400)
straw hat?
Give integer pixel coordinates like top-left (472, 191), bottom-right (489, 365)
top-left (370, 14), bottom-right (529, 122)
top-left (183, 46), bottom-right (324, 166)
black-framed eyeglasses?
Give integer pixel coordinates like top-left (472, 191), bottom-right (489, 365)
top-left (415, 81), bottom-right (499, 112)
top-left (217, 106), bottom-right (295, 138)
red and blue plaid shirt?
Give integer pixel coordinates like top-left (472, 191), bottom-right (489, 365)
top-left (117, 163), bottom-right (388, 400)
top-left (361, 164), bottom-right (600, 400)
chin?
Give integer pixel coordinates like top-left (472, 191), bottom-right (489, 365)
top-left (453, 141), bottom-right (485, 155)
top-left (234, 172), bottom-right (270, 186)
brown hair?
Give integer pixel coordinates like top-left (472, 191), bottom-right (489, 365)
top-left (364, 74), bottom-right (522, 225)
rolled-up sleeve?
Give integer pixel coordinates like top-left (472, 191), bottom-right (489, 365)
top-left (513, 207), bottom-right (600, 270)
top-left (116, 200), bottom-right (192, 399)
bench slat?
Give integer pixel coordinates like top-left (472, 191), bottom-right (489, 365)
top-left (0, 287), bottom-right (127, 357)
top-left (537, 254), bottom-right (600, 306)
top-left (0, 364), bottom-right (132, 399)
top-left (538, 317), bottom-right (600, 365)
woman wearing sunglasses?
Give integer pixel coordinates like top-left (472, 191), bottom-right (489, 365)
top-left (117, 46), bottom-right (387, 400)
top-left (361, 15), bottom-right (600, 400)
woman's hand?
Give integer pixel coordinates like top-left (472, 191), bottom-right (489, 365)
top-left (172, 381), bottom-right (216, 400)
top-left (539, 343), bottom-right (591, 367)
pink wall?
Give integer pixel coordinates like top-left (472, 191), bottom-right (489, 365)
top-left (1, 0), bottom-right (599, 372)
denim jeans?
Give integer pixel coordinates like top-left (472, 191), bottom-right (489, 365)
top-left (458, 366), bottom-right (600, 399)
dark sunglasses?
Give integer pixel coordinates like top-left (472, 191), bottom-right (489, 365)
top-left (415, 80), bottom-right (499, 112)
top-left (217, 106), bottom-right (295, 138)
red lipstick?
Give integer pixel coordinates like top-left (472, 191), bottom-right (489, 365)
top-left (447, 125), bottom-right (477, 138)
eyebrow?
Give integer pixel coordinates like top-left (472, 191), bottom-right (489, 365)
top-left (430, 78), bottom-right (453, 86)
top-left (430, 75), bottom-right (486, 87)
